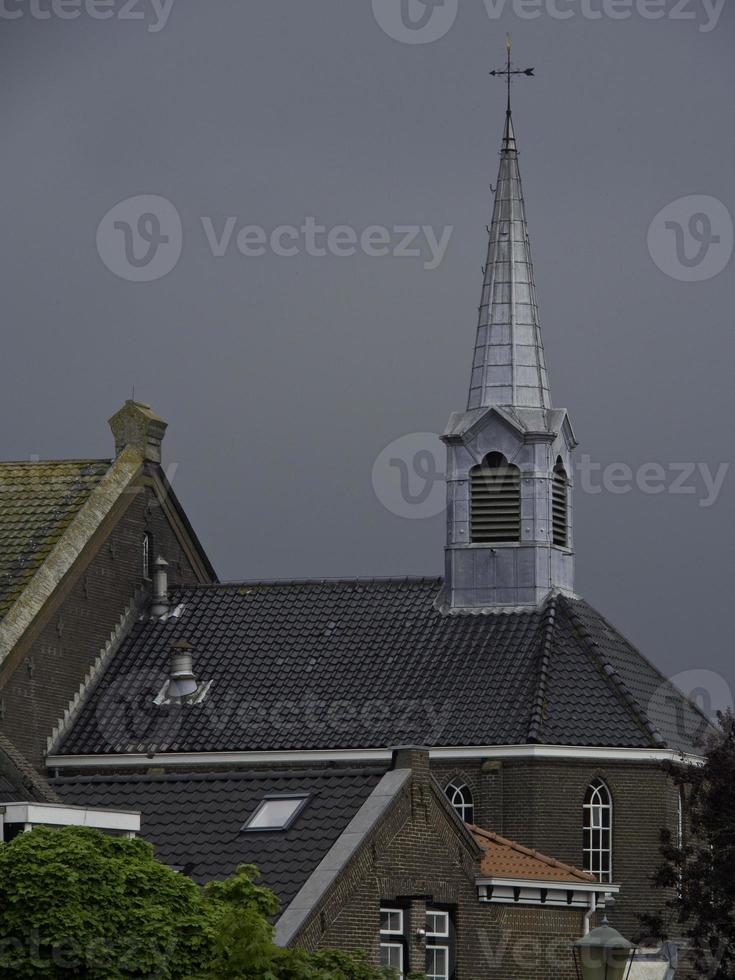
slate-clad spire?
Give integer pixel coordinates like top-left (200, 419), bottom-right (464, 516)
top-left (467, 108), bottom-right (551, 411)
top-left (440, 60), bottom-right (577, 612)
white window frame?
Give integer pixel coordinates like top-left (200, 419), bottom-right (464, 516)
top-left (380, 941), bottom-right (404, 977)
top-left (583, 779), bottom-right (613, 882)
top-left (426, 908), bottom-right (452, 980)
top-left (380, 907), bottom-right (405, 979)
top-left (445, 780), bottom-right (474, 824)
top-left (426, 943), bottom-right (450, 980)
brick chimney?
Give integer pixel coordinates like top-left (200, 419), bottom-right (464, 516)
top-left (108, 401), bottom-right (168, 463)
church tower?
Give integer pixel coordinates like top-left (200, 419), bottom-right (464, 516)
top-left (439, 47), bottom-right (577, 612)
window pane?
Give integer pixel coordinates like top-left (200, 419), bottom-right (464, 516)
top-left (426, 911), bottom-right (449, 938)
top-left (380, 909), bottom-right (403, 935)
top-left (426, 946), bottom-right (449, 980)
top-left (245, 798), bottom-right (305, 829)
top-left (380, 943), bottom-right (403, 976)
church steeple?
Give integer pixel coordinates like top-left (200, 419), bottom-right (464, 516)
top-left (438, 48), bottom-right (577, 614)
top-left (469, 43), bottom-right (549, 412)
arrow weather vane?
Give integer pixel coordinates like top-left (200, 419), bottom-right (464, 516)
top-left (490, 35), bottom-right (535, 117)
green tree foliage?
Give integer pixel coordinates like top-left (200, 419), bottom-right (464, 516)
top-left (0, 826), bottom-right (210, 977)
top-left (642, 710), bottom-right (735, 979)
top-left (0, 827), bottom-right (406, 979)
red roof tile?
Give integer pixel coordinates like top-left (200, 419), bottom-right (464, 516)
top-left (470, 825), bottom-right (596, 884)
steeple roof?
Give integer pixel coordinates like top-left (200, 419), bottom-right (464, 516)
top-left (467, 108), bottom-right (551, 411)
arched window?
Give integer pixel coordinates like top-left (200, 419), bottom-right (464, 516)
top-left (470, 452), bottom-right (521, 544)
top-left (552, 457), bottom-right (568, 548)
top-left (142, 534), bottom-right (151, 579)
top-left (583, 779), bottom-right (612, 881)
top-left (445, 780), bottom-right (474, 824)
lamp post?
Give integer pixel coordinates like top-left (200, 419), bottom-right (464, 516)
top-left (572, 918), bottom-right (637, 980)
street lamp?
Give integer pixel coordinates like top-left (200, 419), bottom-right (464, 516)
top-left (572, 918), bottom-right (637, 980)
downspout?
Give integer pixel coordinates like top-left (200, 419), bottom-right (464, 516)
top-left (582, 892), bottom-right (596, 936)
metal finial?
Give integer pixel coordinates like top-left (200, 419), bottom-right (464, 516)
top-left (489, 35), bottom-right (535, 129)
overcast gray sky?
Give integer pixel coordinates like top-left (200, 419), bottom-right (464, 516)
top-left (1, 1), bottom-right (733, 713)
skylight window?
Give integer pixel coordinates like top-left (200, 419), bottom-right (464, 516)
top-left (242, 795), bottom-right (310, 832)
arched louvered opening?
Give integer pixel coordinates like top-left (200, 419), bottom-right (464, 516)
top-left (470, 453), bottom-right (521, 544)
top-left (445, 780), bottom-right (475, 824)
top-left (552, 457), bottom-right (569, 548)
top-left (583, 779), bottom-right (613, 882)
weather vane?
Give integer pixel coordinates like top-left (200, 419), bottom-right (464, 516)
top-left (489, 35), bottom-right (535, 116)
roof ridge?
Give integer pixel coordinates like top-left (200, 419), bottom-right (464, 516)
top-left (171, 576), bottom-right (444, 591)
top-left (571, 597), bottom-right (714, 739)
top-left (469, 824), bottom-right (595, 882)
top-left (527, 594), bottom-right (558, 743)
top-left (558, 596), bottom-right (665, 748)
top-left (50, 766), bottom-right (390, 786)
top-left (0, 459), bottom-right (111, 468)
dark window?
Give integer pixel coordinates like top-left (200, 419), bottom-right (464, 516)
top-left (552, 458), bottom-right (568, 548)
top-left (470, 452), bottom-right (521, 544)
top-left (583, 779), bottom-right (612, 881)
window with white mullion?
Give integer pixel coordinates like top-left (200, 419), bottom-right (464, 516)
top-left (380, 907), bottom-right (405, 979)
top-left (583, 779), bottom-right (613, 882)
top-left (445, 781), bottom-right (474, 824)
top-left (426, 908), bottom-right (452, 980)
top-left (426, 945), bottom-right (450, 980)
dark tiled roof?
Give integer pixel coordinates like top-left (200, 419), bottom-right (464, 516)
top-left (56, 579), bottom-right (710, 757)
top-left (0, 460), bottom-right (111, 618)
top-left (51, 767), bottom-right (386, 907)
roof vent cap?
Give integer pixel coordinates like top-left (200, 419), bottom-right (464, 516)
top-left (168, 640), bottom-right (198, 699)
top-left (151, 557), bottom-right (169, 618)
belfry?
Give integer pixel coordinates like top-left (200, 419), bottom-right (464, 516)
top-left (439, 41), bottom-right (577, 611)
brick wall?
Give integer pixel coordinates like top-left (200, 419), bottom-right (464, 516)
top-left (434, 756), bottom-right (679, 941)
top-left (294, 766), bottom-right (585, 979)
top-left (0, 485), bottom-right (202, 768)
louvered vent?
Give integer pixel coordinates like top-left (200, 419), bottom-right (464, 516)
top-left (470, 457), bottom-right (521, 544)
top-left (552, 464), bottom-right (568, 548)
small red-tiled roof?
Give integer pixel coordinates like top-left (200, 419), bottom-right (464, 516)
top-left (470, 825), bottom-right (596, 884)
